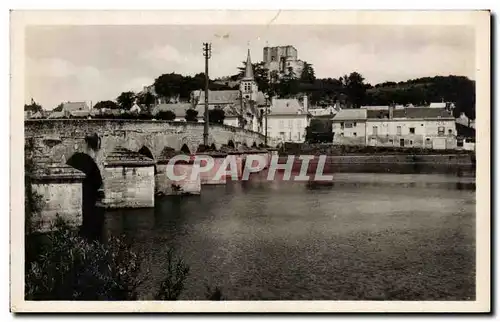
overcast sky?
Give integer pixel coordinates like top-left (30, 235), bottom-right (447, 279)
top-left (25, 24), bottom-right (475, 109)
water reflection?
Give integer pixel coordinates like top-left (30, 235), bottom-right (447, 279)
top-left (102, 170), bottom-right (476, 300)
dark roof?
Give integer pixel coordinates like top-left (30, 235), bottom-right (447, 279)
top-left (194, 90), bottom-right (240, 104)
top-left (105, 147), bottom-right (156, 167)
top-left (367, 107), bottom-right (454, 120)
top-left (367, 109), bottom-right (389, 119)
top-left (456, 123), bottom-right (476, 138)
top-left (62, 101), bottom-right (89, 112)
top-left (395, 107), bottom-right (453, 119)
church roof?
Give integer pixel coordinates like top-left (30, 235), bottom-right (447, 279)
top-left (242, 49), bottom-right (254, 80)
top-left (62, 101), bottom-right (89, 112)
top-left (194, 90), bottom-right (240, 105)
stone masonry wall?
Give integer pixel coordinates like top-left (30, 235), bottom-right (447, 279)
top-left (24, 119), bottom-right (268, 174)
top-left (102, 165), bottom-right (155, 208)
top-left (31, 181), bottom-right (83, 230)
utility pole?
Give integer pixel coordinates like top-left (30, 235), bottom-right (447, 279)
top-left (203, 42), bottom-right (211, 147)
top-left (264, 95), bottom-right (268, 147)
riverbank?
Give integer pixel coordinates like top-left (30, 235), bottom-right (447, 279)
top-left (279, 143), bottom-right (475, 158)
top-left (275, 154), bottom-right (475, 165)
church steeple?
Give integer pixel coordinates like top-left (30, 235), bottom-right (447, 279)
top-left (243, 48), bottom-right (254, 80)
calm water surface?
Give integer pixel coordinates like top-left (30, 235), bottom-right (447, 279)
top-left (103, 171), bottom-right (476, 300)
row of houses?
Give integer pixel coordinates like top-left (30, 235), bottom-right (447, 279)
top-left (331, 106), bottom-right (463, 150)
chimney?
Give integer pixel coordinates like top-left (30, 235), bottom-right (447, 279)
top-left (388, 104), bottom-right (394, 119)
top-left (303, 95), bottom-right (308, 111)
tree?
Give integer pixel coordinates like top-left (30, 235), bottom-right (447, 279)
top-left (154, 73), bottom-right (184, 103)
top-left (52, 103), bottom-right (64, 112)
top-left (276, 68), bottom-right (299, 98)
top-left (185, 109), bottom-right (199, 122)
top-left (137, 92), bottom-right (156, 108)
top-left (156, 110), bottom-right (176, 121)
top-left (305, 118), bottom-right (333, 143)
top-left (342, 72), bottom-right (366, 108)
top-left (24, 99), bottom-right (43, 113)
top-left (300, 61), bottom-right (316, 83)
top-left (208, 109), bottom-right (225, 124)
top-left (117, 91), bottom-right (136, 110)
top-left (93, 100), bottom-right (119, 110)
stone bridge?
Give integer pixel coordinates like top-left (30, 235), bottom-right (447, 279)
top-left (25, 119), bottom-right (274, 229)
top-left (25, 119), bottom-right (268, 172)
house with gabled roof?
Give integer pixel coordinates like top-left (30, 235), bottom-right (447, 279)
top-left (331, 108), bottom-right (368, 146)
top-left (265, 97), bottom-right (310, 143)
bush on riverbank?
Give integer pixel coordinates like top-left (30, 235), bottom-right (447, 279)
top-left (25, 216), bottom-right (198, 301)
top-left (25, 218), bottom-right (144, 300)
top-left (24, 150), bottom-right (217, 301)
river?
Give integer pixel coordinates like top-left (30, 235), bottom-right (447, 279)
top-left (102, 170), bottom-right (476, 301)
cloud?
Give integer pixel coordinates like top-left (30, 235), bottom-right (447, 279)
top-left (25, 25), bottom-right (475, 110)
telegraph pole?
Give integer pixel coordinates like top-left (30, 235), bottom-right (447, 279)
top-left (203, 43), bottom-right (211, 147)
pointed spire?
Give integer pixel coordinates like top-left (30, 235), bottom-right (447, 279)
top-left (243, 48), bottom-right (254, 80)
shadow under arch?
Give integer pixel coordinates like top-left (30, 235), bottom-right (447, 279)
top-left (138, 145), bottom-right (157, 174)
top-left (227, 140), bottom-right (235, 149)
top-left (66, 152), bottom-right (104, 240)
top-left (180, 144), bottom-right (191, 154)
top-left (251, 141), bottom-right (257, 148)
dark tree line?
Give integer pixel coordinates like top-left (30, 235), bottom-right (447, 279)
top-left (36, 57), bottom-right (475, 124)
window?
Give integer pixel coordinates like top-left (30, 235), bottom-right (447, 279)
top-left (448, 129), bottom-right (453, 135)
top-left (279, 120), bottom-right (284, 129)
top-left (409, 127), bottom-right (415, 134)
top-left (438, 126), bottom-right (445, 135)
top-left (353, 132), bottom-right (357, 137)
top-left (389, 139), bottom-right (393, 144)
top-left (353, 122), bottom-right (357, 127)
top-left (426, 138), bottom-right (431, 142)
top-left (296, 120), bottom-right (302, 129)
top-left (288, 120), bottom-right (293, 129)
top-left (396, 126), bottom-right (402, 135)
top-left (340, 133), bottom-right (344, 137)
top-left (373, 126), bottom-right (378, 135)
top-left (340, 122), bottom-right (344, 129)
top-left (409, 140), bottom-right (413, 145)
top-left (344, 122), bottom-right (353, 128)
top-left (298, 132), bottom-right (301, 140)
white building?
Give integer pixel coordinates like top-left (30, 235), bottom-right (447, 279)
top-left (331, 109), bottom-right (367, 146)
top-left (264, 98), bottom-right (310, 143)
top-left (332, 106), bottom-right (458, 149)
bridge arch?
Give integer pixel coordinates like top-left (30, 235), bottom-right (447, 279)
top-left (66, 152), bottom-right (103, 233)
top-left (138, 145), bottom-right (157, 174)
